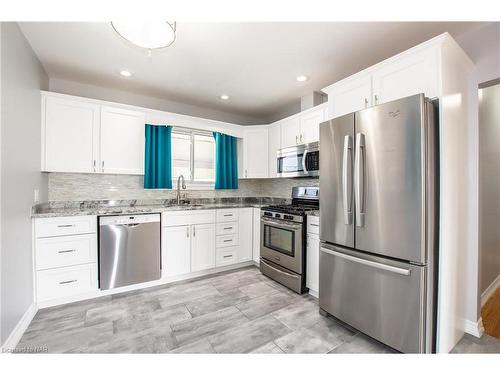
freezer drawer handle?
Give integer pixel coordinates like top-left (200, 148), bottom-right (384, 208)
top-left (355, 133), bottom-right (366, 227)
top-left (320, 247), bottom-right (411, 276)
top-left (342, 135), bottom-right (353, 225)
top-left (261, 258), bottom-right (300, 279)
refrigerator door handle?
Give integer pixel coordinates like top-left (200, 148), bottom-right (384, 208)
top-left (355, 132), bottom-right (366, 227)
top-left (342, 135), bottom-right (353, 224)
top-left (320, 246), bottom-right (411, 276)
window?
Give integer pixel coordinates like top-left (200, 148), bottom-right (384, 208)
top-left (171, 128), bottom-right (215, 185)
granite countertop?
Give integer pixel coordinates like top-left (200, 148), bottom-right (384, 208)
top-left (32, 197), bottom-right (289, 218)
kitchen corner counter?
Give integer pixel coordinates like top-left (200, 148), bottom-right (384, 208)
top-left (32, 197), bottom-right (289, 218)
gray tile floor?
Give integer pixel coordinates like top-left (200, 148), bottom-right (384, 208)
top-left (17, 266), bottom-right (499, 354)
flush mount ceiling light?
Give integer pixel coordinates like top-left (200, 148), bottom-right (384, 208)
top-left (119, 70), bottom-right (132, 77)
top-left (111, 21), bottom-right (176, 54)
top-left (219, 94), bottom-right (230, 100)
top-left (296, 75), bottom-right (309, 82)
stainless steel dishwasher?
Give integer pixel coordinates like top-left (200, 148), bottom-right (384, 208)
top-left (99, 214), bottom-right (161, 290)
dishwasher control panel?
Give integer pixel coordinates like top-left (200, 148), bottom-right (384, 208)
top-left (99, 213), bottom-right (160, 226)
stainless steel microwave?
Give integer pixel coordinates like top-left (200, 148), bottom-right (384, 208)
top-left (277, 142), bottom-right (319, 178)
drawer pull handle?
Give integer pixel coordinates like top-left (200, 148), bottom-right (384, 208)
top-left (223, 239), bottom-right (233, 243)
top-left (58, 249), bottom-right (76, 254)
top-left (309, 223), bottom-right (319, 227)
top-left (223, 214), bottom-right (233, 217)
top-left (223, 255), bottom-right (233, 258)
top-left (57, 224), bottom-right (75, 228)
top-left (59, 279), bottom-right (77, 285)
top-left (223, 227), bottom-right (233, 230)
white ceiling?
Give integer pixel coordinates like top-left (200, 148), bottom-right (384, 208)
top-left (19, 22), bottom-right (485, 123)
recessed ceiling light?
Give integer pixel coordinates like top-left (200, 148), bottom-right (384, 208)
top-left (296, 75), bottom-right (309, 82)
top-left (120, 70), bottom-right (132, 77)
top-left (219, 94), bottom-right (230, 100)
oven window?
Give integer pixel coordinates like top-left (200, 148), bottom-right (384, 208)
top-left (278, 153), bottom-right (304, 174)
top-left (263, 224), bottom-right (295, 257)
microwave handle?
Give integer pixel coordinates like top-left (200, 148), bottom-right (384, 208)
top-left (302, 149), bottom-right (308, 173)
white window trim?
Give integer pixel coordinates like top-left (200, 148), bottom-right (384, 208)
top-left (172, 127), bottom-right (215, 190)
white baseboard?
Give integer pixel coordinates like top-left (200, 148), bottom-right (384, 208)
top-left (308, 289), bottom-right (318, 298)
top-left (464, 317), bottom-right (484, 338)
top-left (481, 273), bottom-right (500, 307)
top-left (1, 303), bottom-right (38, 353)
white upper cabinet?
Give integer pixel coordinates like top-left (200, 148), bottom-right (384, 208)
top-left (268, 122), bottom-right (281, 177)
top-left (280, 117), bottom-right (301, 148)
top-left (242, 126), bottom-right (269, 178)
top-left (323, 74), bottom-right (372, 119)
top-left (372, 47), bottom-right (439, 105)
top-left (300, 107), bottom-right (326, 144)
top-left (42, 96), bottom-right (100, 173)
top-left (100, 106), bottom-right (146, 175)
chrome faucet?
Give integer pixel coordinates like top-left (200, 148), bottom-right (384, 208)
top-left (176, 175), bottom-right (187, 205)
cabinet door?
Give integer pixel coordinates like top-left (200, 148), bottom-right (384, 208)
top-left (43, 96), bottom-right (99, 173)
top-left (243, 127), bottom-right (269, 178)
top-left (280, 117), bottom-right (301, 148)
top-left (300, 107), bottom-right (325, 144)
top-left (100, 106), bottom-right (146, 175)
top-left (162, 225), bottom-right (191, 277)
top-left (238, 208), bottom-right (253, 262)
top-left (268, 123), bottom-right (281, 177)
top-left (372, 47), bottom-right (439, 105)
top-left (306, 234), bottom-right (320, 294)
top-left (326, 74), bottom-right (372, 119)
top-left (191, 223), bottom-right (215, 272)
top-left (252, 208), bottom-right (261, 263)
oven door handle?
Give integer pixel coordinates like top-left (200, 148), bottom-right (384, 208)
top-left (260, 217), bottom-right (302, 230)
top-left (260, 258), bottom-right (300, 279)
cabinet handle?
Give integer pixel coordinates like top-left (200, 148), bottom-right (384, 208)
top-left (59, 279), bottom-right (77, 285)
top-left (93, 160), bottom-right (96, 172)
top-left (193, 226), bottom-right (196, 237)
top-left (309, 223), bottom-right (319, 227)
top-left (223, 214), bottom-right (233, 217)
top-left (186, 227), bottom-right (189, 238)
top-left (223, 226), bottom-right (233, 230)
top-left (57, 224), bottom-right (75, 228)
top-left (101, 161), bottom-right (105, 173)
top-left (295, 135), bottom-right (298, 144)
top-left (223, 255), bottom-right (233, 258)
top-left (364, 98), bottom-right (368, 108)
top-left (58, 249), bottom-right (76, 254)
top-left (245, 170), bottom-right (248, 178)
top-left (300, 134), bottom-right (303, 143)
top-left (374, 95), bottom-right (379, 105)
top-left (223, 239), bottom-right (233, 243)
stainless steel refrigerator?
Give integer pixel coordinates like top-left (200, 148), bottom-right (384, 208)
top-left (319, 94), bottom-right (438, 353)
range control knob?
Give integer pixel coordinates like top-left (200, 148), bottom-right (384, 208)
top-left (284, 214), bottom-right (294, 220)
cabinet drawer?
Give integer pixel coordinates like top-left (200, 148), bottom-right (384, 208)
top-left (216, 209), bottom-right (239, 223)
top-left (36, 263), bottom-right (97, 302)
top-left (216, 234), bottom-right (239, 248)
top-left (35, 216), bottom-right (97, 238)
top-left (307, 216), bottom-right (320, 235)
top-left (216, 222), bottom-right (238, 236)
top-left (36, 234), bottom-right (97, 270)
top-left (216, 247), bottom-right (237, 267)
top-left (162, 210), bottom-right (215, 226)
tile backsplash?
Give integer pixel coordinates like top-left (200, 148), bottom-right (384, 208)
top-left (47, 173), bottom-right (319, 201)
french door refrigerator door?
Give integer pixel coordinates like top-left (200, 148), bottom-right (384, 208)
top-left (354, 94), bottom-right (429, 264)
top-left (319, 113), bottom-right (355, 248)
top-left (319, 243), bottom-right (426, 353)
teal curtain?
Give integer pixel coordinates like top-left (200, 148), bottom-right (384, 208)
top-left (144, 125), bottom-right (172, 189)
top-left (213, 132), bottom-right (238, 189)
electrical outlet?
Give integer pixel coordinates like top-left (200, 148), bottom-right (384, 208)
top-left (33, 189), bottom-right (39, 203)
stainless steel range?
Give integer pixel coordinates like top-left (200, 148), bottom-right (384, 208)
top-left (260, 186), bottom-right (319, 294)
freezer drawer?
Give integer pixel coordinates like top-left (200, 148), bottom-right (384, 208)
top-left (319, 243), bottom-right (426, 353)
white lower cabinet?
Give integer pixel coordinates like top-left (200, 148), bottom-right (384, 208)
top-left (238, 207), bottom-right (253, 262)
top-left (191, 223), bottom-right (216, 272)
top-left (162, 225), bottom-right (191, 277)
top-left (252, 208), bottom-right (261, 263)
top-left (306, 215), bottom-right (320, 295)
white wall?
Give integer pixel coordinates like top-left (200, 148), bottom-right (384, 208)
top-left (49, 77), bottom-right (263, 126)
top-left (0, 22), bottom-right (48, 346)
top-left (456, 23), bottom-right (500, 85)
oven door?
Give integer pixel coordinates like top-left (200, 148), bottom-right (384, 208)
top-left (260, 217), bottom-right (303, 274)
